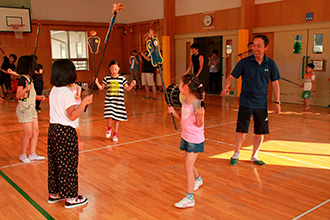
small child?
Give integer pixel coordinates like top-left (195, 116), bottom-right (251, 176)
top-left (168, 73), bottom-right (205, 209)
top-left (47, 59), bottom-right (93, 209)
top-left (300, 63), bottom-right (315, 110)
top-left (70, 83), bottom-right (82, 148)
top-left (208, 49), bottom-right (220, 94)
top-left (70, 83), bottom-right (82, 105)
top-left (15, 55), bottom-right (46, 163)
top-left (95, 60), bottom-right (136, 142)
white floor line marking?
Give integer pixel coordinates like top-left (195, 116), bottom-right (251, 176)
top-left (0, 160), bottom-right (46, 169)
top-left (291, 198), bottom-right (330, 220)
top-left (80, 132), bottom-right (181, 154)
top-left (206, 137), bottom-right (330, 169)
top-left (204, 121), bottom-right (236, 129)
top-left (79, 121), bottom-right (237, 154)
top-left (205, 138), bottom-right (235, 147)
top-left (0, 121), bottom-right (236, 169)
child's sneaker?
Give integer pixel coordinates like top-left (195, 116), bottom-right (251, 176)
top-left (29, 153), bottom-right (45, 161)
top-left (112, 135), bottom-right (118, 142)
top-left (19, 154), bottom-right (31, 163)
top-left (174, 197), bottom-right (195, 208)
top-left (48, 194), bottom-right (65, 204)
top-left (105, 128), bottom-right (111, 138)
top-left (64, 195), bottom-right (88, 209)
top-left (194, 179), bottom-right (203, 191)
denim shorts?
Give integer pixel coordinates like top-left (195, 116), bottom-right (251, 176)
top-left (179, 138), bottom-right (204, 153)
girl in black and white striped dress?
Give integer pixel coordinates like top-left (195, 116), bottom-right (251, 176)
top-left (95, 60), bottom-right (136, 142)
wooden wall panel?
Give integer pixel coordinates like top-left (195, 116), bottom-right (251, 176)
top-left (281, 0), bottom-right (310, 25)
top-left (255, 0), bottom-right (330, 27)
top-left (226, 8), bottom-right (241, 30)
top-left (311, 0), bottom-right (330, 22)
top-left (175, 8), bottom-right (240, 35)
top-left (255, 2), bottom-right (282, 27)
top-left (175, 15), bottom-right (193, 35)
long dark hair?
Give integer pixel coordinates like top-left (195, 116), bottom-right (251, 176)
top-left (181, 73), bottom-right (205, 107)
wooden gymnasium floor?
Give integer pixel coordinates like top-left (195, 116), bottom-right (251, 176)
top-left (0, 89), bottom-right (329, 220)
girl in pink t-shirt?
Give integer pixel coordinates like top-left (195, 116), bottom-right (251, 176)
top-left (168, 73), bottom-right (205, 209)
top-left (70, 83), bottom-right (82, 105)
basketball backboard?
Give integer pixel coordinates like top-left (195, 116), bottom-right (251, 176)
top-left (0, 7), bottom-right (31, 32)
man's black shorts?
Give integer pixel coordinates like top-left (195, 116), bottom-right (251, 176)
top-left (1, 75), bottom-right (11, 90)
top-left (236, 106), bottom-right (269, 134)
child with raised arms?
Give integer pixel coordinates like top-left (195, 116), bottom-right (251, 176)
top-left (95, 60), bottom-right (136, 142)
top-left (15, 55), bottom-right (46, 163)
top-left (168, 73), bottom-right (205, 208)
top-left (47, 59), bottom-right (93, 209)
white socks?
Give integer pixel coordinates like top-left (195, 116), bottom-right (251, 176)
top-left (232, 152), bottom-right (240, 159)
top-left (251, 155), bottom-right (260, 161)
top-left (232, 153), bottom-right (260, 161)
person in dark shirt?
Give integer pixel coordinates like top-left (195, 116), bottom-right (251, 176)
top-left (184, 43), bottom-right (205, 99)
top-left (184, 43), bottom-right (204, 78)
top-left (141, 32), bottom-right (156, 100)
top-left (0, 47), bottom-right (17, 101)
top-left (221, 34), bottom-right (281, 166)
top-left (31, 55), bottom-right (44, 112)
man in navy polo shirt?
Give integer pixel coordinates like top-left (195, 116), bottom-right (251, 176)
top-left (221, 34), bottom-right (281, 166)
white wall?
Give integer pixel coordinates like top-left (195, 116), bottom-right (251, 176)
top-left (30, 0), bottom-right (163, 24)
top-left (29, 0), bottom-right (285, 24)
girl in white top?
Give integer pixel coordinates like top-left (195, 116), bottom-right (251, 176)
top-left (48, 59), bottom-right (93, 209)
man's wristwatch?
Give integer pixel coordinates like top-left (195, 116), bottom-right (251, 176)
top-left (275, 101), bottom-right (281, 104)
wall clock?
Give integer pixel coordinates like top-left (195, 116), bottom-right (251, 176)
top-left (203, 15), bottom-right (212, 27)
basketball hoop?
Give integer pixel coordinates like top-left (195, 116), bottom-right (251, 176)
top-left (10, 24), bottom-right (25, 39)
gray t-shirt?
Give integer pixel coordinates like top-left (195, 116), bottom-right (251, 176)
top-left (209, 57), bottom-right (220, 73)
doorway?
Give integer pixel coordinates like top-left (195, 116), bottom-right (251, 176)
top-left (195, 36), bottom-right (223, 93)
top-left (274, 27), bottom-right (330, 107)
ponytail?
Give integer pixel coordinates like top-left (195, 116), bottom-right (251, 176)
top-left (181, 73), bottom-right (205, 108)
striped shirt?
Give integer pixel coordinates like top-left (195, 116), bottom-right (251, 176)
top-left (102, 75), bottom-right (128, 121)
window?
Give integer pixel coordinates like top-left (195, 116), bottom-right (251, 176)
top-left (50, 30), bottom-right (89, 71)
top-left (313, 33), bottom-right (323, 54)
top-left (293, 35), bottom-right (302, 54)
